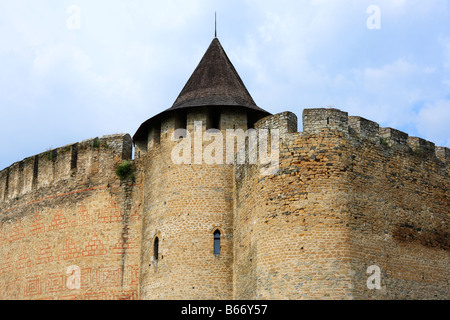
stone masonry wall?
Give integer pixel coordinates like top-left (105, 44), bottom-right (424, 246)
top-left (234, 108), bottom-right (449, 300)
top-left (234, 121), bottom-right (353, 299)
top-left (0, 134), bottom-right (142, 300)
top-left (138, 107), bottom-right (243, 300)
top-left (345, 124), bottom-right (449, 299)
top-left (1, 106), bottom-right (448, 300)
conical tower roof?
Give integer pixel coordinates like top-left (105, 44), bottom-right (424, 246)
top-left (133, 37), bottom-right (270, 143)
top-left (169, 37), bottom-right (266, 112)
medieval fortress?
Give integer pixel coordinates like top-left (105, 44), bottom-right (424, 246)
top-left (0, 37), bottom-right (448, 300)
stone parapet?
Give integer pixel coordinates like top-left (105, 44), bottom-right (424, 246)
top-left (0, 134), bottom-right (132, 205)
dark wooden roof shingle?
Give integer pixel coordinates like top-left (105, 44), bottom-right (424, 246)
top-left (169, 37), bottom-right (266, 112)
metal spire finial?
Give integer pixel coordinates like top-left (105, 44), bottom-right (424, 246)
top-left (215, 12), bottom-right (217, 38)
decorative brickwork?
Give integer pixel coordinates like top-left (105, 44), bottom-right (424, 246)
top-left (0, 134), bottom-right (142, 300)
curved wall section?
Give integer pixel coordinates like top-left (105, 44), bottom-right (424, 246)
top-left (233, 109), bottom-right (449, 300)
top-left (138, 107), bottom-right (246, 300)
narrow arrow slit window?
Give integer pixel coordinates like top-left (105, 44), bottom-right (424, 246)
top-left (214, 230), bottom-right (221, 255)
top-left (154, 236), bottom-right (159, 261)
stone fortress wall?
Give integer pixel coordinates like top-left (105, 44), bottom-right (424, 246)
top-left (0, 134), bottom-right (143, 300)
top-left (234, 108), bottom-right (449, 299)
top-left (0, 107), bottom-right (448, 300)
top-left (137, 106), bottom-right (248, 300)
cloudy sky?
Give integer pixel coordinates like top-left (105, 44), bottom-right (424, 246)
top-left (1, 0), bottom-right (449, 170)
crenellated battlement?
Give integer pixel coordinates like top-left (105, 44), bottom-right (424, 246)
top-left (302, 108), bottom-right (349, 133)
top-left (348, 116), bottom-right (380, 145)
top-left (134, 106), bottom-right (448, 167)
top-left (0, 134), bottom-right (132, 204)
top-left (255, 111), bottom-right (298, 135)
top-left (255, 108), bottom-right (448, 166)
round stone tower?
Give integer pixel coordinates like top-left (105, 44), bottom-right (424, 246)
top-left (133, 37), bottom-right (270, 299)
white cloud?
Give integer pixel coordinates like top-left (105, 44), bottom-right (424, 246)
top-left (417, 100), bottom-right (450, 147)
top-left (32, 43), bottom-right (92, 76)
top-left (363, 59), bottom-right (417, 85)
top-left (381, 0), bottom-right (446, 15)
top-left (337, 58), bottom-right (444, 127)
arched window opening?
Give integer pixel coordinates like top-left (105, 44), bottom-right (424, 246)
top-left (154, 237), bottom-right (159, 261)
top-left (214, 230), bottom-right (221, 255)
